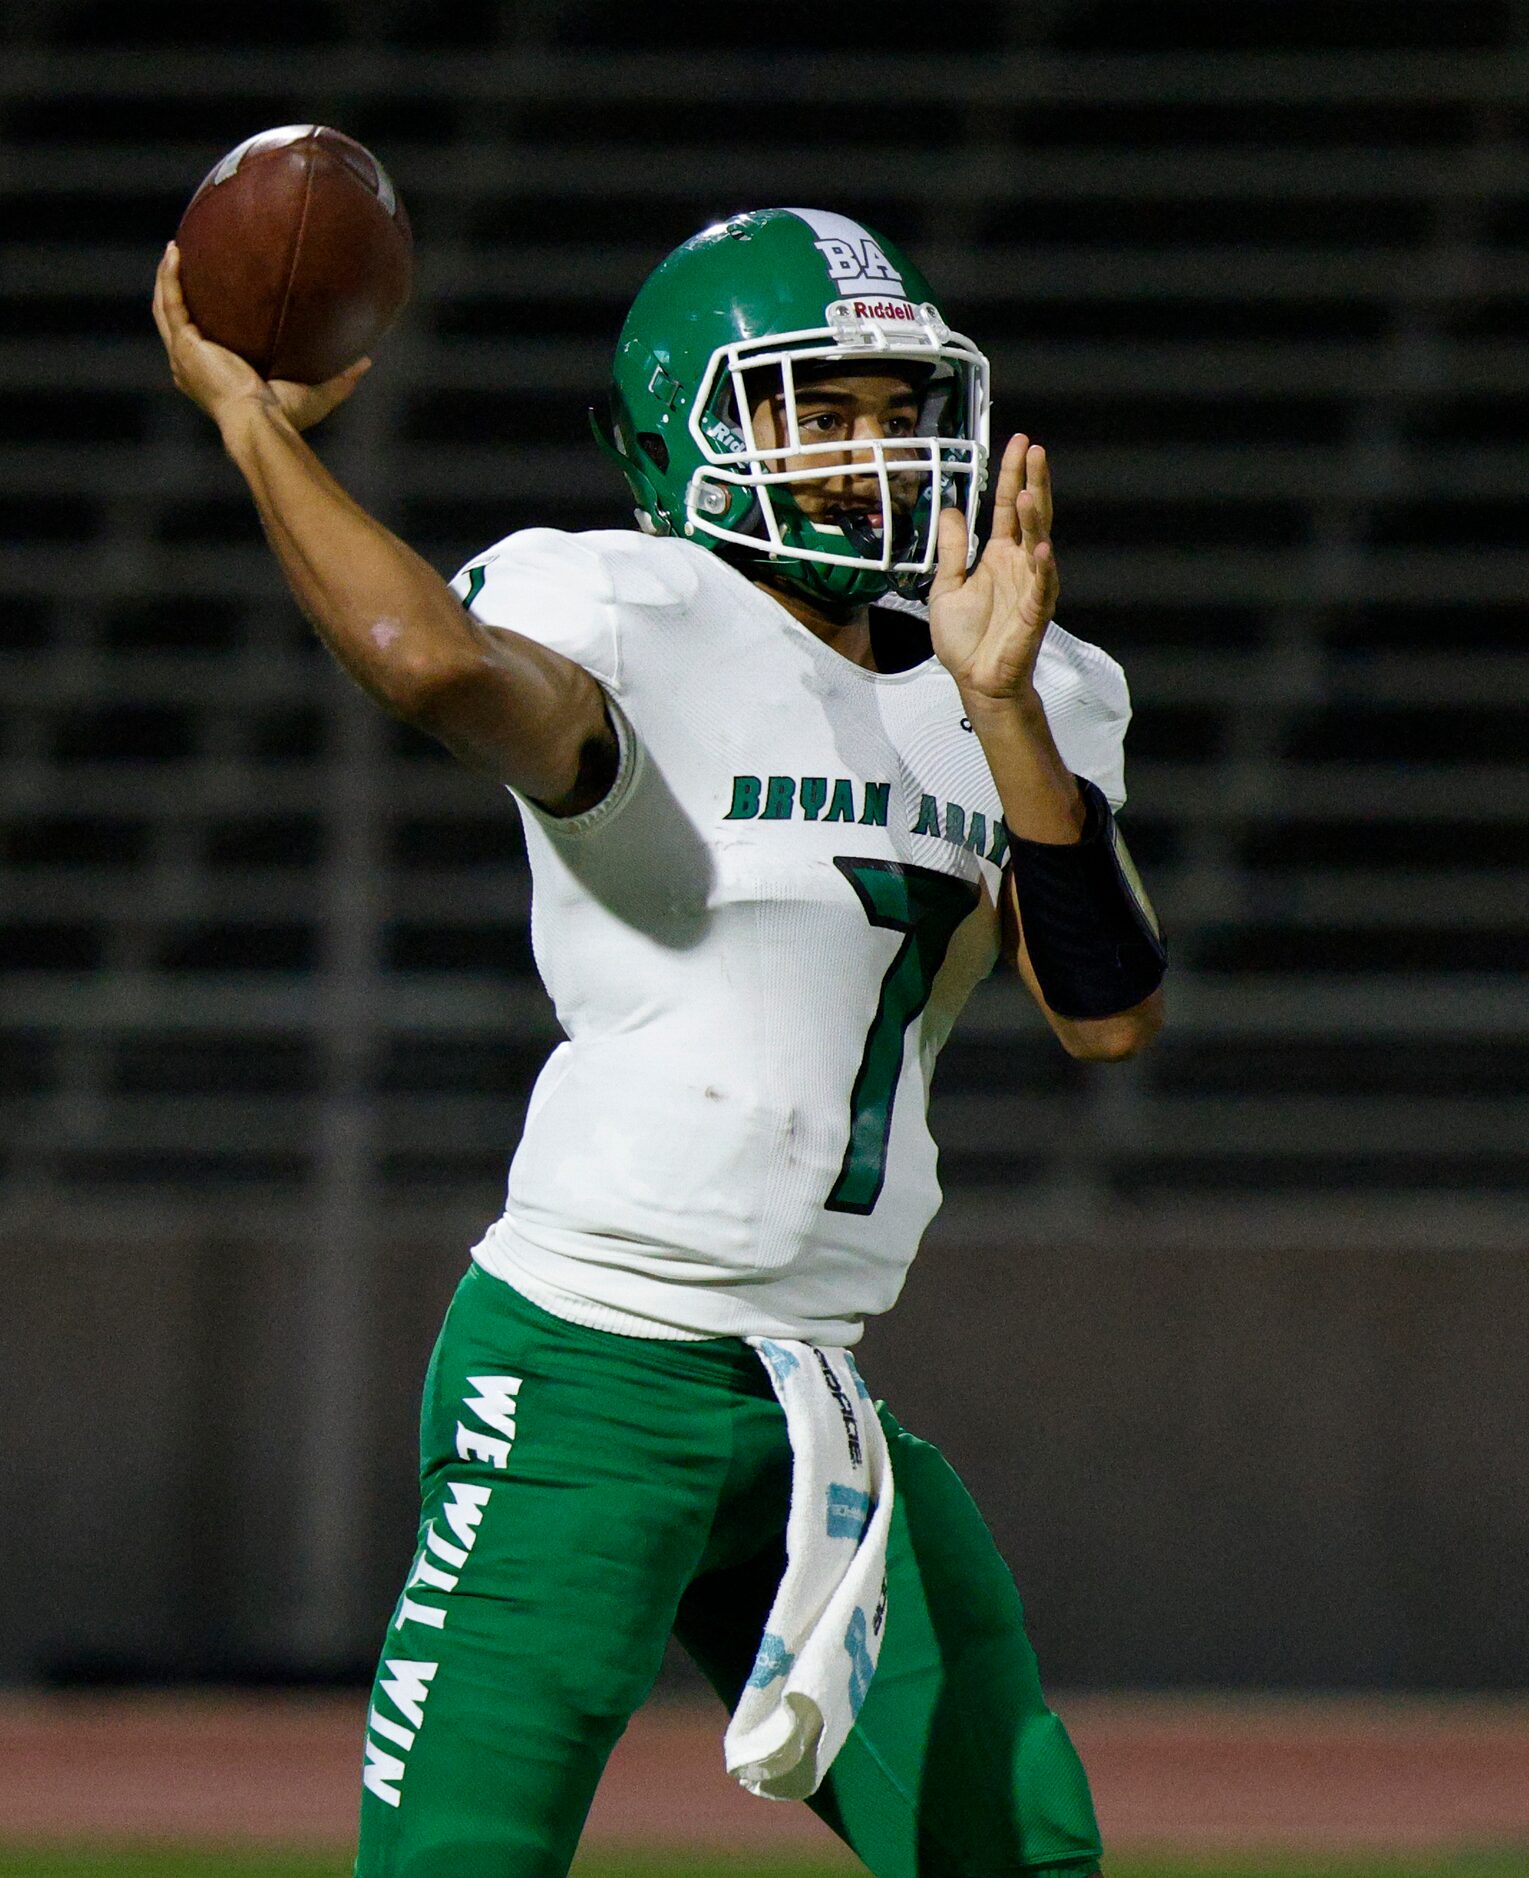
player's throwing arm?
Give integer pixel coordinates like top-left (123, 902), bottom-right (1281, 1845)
top-left (150, 244), bottom-right (616, 815)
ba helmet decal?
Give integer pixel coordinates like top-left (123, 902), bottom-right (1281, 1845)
top-left (783, 206), bottom-right (911, 301)
top-left (812, 236), bottom-right (906, 297)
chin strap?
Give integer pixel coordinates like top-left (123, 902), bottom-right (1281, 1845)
top-left (1005, 778), bottom-right (1166, 1020)
top-left (831, 508), bottom-right (890, 558)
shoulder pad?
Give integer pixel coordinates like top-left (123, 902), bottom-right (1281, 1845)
top-left (573, 531), bottom-right (703, 609)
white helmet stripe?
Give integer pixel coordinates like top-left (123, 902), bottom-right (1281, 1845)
top-left (780, 206), bottom-right (911, 301)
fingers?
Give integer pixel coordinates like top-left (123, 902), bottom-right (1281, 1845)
top-left (286, 356), bottom-right (371, 396)
top-left (152, 241), bottom-right (202, 358)
top-left (1008, 441), bottom-right (1059, 626)
top-left (1027, 536), bottom-right (1060, 629)
top-left (160, 241), bottom-right (191, 326)
top-left (993, 435), bottom-right (1051, 555)
top-left (269, 356), bottom-right (374, 431)
top-left (1026, 442), bottom-right (1052, 538)
top-left (151, 246), bottom-right (171, 347)
top-left (929, 505), bottom-right (970, 601)
top-left (314, 356), bottom-right (373, 415)
top-left (1017, 489), bottom-right (1042, 560)
top-left (1017, 444), bottom-right (1052, 565)
top-left (989, 432), bottom-right (1028, 542)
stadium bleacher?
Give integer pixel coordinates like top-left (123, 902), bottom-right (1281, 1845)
top-left (4, 3), bottom-right (1525, 1263)
top-left (2, 2), bottom-right (1528, 1681)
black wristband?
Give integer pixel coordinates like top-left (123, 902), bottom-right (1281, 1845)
top-left (1005, 779), bottom-right (1166, 1020)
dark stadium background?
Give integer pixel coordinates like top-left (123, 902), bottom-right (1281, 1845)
top-left (1, 0), bottom-right (1526, 1716)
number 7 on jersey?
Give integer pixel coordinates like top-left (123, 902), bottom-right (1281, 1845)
top-left (826, 858), bottom-right (980, 1215)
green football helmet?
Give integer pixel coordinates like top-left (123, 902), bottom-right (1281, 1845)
top-left (593, 208), bottom-right (990, 606)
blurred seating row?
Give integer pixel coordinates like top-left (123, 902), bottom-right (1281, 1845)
top-left (2, 1), bottom-right (1526, 1243)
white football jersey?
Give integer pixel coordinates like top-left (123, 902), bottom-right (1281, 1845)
top-left (451, 529), bottom-right (1130, 1343)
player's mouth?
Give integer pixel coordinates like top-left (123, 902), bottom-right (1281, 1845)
top-left (827, 505), bottom-right (885, 535)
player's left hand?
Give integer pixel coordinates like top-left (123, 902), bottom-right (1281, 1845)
top-left (928, 435), bottom-right (1058, 709)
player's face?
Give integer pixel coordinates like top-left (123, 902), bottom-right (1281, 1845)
top-left (748, 369), bottom-right (925, 530)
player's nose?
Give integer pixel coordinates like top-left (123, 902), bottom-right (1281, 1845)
top-left (826, 463), bottom-right (883, 505)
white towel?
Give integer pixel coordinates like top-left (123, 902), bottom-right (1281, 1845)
top-left (723, 1338), bottom-right (895, 1801)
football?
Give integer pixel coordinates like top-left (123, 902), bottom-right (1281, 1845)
top-left (175, 125), bottom-right (412, 385)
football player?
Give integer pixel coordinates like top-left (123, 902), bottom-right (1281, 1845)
top-left (154, 206), bottom-right (1164, 1877)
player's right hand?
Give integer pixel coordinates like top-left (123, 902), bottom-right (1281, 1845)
top-left (152, 242), bottom-right (371, 436)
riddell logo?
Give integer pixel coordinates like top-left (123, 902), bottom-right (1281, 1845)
top-left (852, 299), bottom-right (918, 322)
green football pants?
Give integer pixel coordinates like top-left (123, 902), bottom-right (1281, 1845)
top-left (353, 1265), bottom-right (1102, 1876)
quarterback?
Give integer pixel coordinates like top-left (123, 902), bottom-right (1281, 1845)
top-left (154, 207), bottom-right (1164, 1876)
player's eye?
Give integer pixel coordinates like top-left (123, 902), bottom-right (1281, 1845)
top-left (800, 410), bottom-right (844, 436)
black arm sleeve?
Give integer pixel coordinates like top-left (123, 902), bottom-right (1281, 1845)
top-left (1005, 778), bottom-right (1166, 1020)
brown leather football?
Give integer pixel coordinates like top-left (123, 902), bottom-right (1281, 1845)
top-left (175, 125), bottom-right (412, 385)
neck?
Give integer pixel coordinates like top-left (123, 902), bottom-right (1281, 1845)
top-left (752, 575), bottom-right (876, 671)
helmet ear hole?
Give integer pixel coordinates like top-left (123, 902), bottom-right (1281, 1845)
top-left (636, 431), bottom-right (670, 474)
